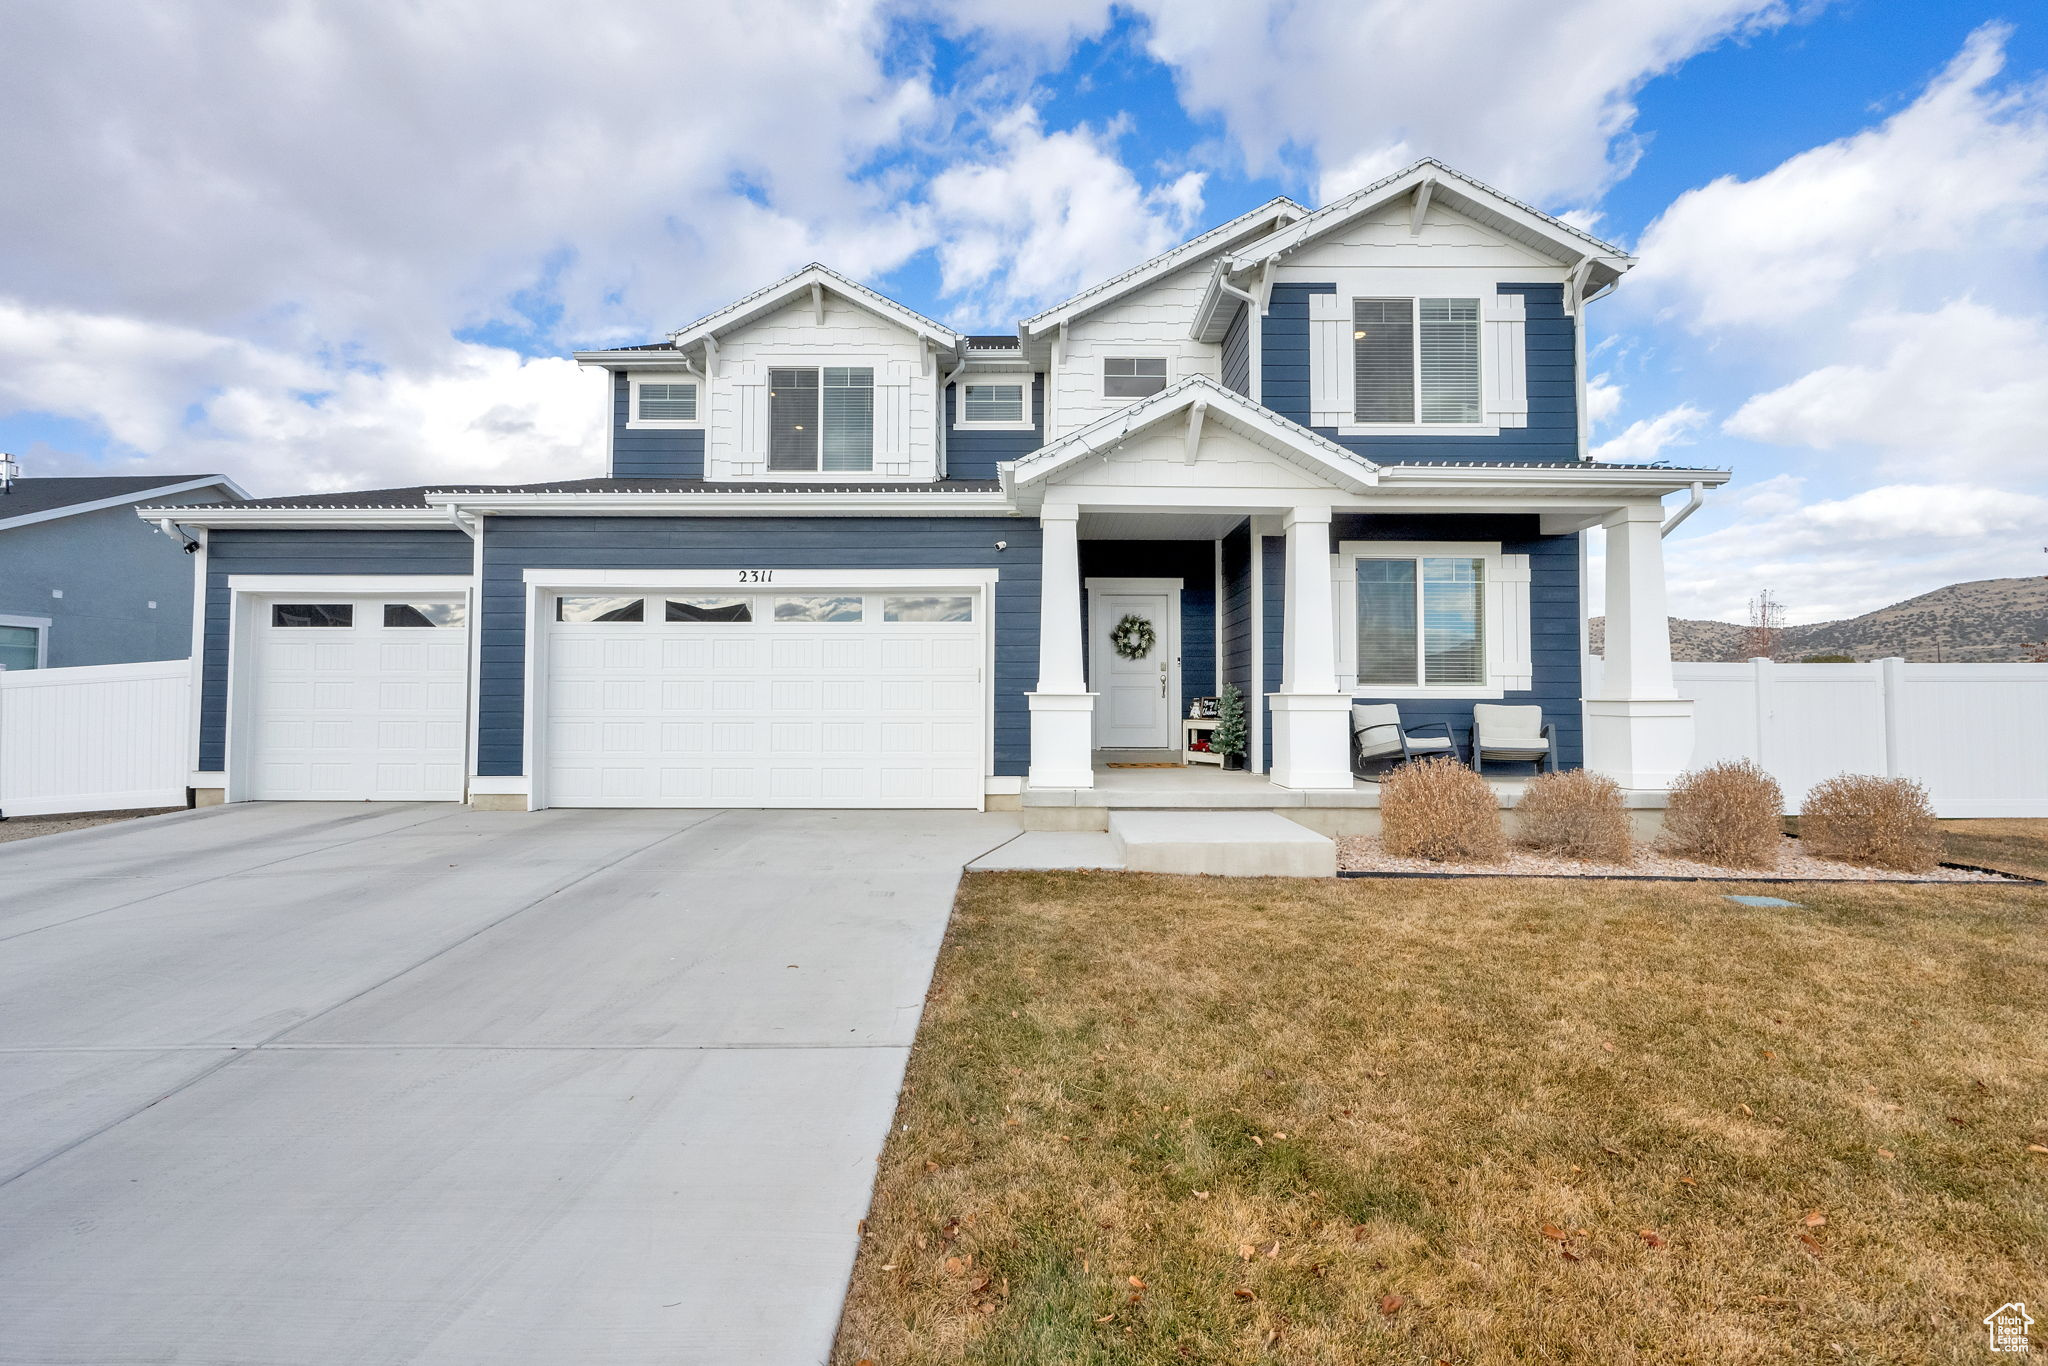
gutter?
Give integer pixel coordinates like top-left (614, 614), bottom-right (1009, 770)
top-left (1660, 481), bottom-right (1707, 538)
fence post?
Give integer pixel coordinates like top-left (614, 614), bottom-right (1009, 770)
top-left (1748, 657), bottom-right (1773, 772)
top-left (1879, 657), bottom-right (1907, 780)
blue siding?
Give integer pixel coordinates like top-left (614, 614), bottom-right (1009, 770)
top-left (198, 529), bottom-right (475, 770)
top-left (1219, 521), bottom-right (1251, 701)
top-left (477, 516), bottom-right (1039, 777)
top-left (1262, 282), bottom-right (1578, 464)
top-left (1077, 540), bottom-right (1217, 722)
top-left (945, 374), bottom-right (1044, 481)
top-left (1261, 535), bottom-right (1284, 771)
top-left (1219, 302), bottom-right (1250, 397)
top-left (1260, 515), bottom-right (1582, 773)
top-left (611, 372), bottom-right (706, 478)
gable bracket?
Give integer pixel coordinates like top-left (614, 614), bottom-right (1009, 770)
top-left (1408, 178), bottom-right (1435, 236)
top-left (810, 281), bottom-right (825, 324)
top-left (702, 333), bottom-right (721, 378)
top-left (1183, 399), bottom-right (1207, 466)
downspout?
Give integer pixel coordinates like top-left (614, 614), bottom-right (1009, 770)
top-left (938, 356), bottom-right (967, 478)
top-left (1660, 481), bottom-right (1706, 538)
top-left (1216, 269), bottom-right (1262, 405)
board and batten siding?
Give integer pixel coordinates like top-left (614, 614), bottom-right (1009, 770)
top-left (1077, 540), bottom-right (1216, 721)
top-left (476, 516), bottom-right (1040, 778)
top-left (1049, 260), bottom-right (1223, 440)
top-left (197, 529), bottom-right (476, 771)
top-left (611, 372), bottom-right (706, 479)
top-left (706, 293), bottom-right (937, 480)
top-left (1260, 515), bottom-right (1581, 771)
top-left (945, 374), bottom-right (1044, 481)
top-left (1263, 281), bottom-right (1577, 464)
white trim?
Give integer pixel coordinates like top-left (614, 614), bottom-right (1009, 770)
top-left (668, 262), bottom-right (963, 354)
top-left (184, 527), bottom-right (207, 773)
top-left (520, 567), bottom-right (998, 590)
top-left (1249, 520), bottom-right (1267, 773)
top-left (0, 613), bottom-right (52, 670)
top-left (624, 372), bottom-right (704, 430)
top-left (1086, 576), bottom-right (1183, 750)
top-left (466, 774), bottom-right (530, 796)
top-left (951, 371), bottom-right (1035, 430)
top-left (1332, 539), bottom-right (1530, 699)
top-left (0, 476), bottom-right (246, 532)
top-left (226, 574), bottom-right (473, 594)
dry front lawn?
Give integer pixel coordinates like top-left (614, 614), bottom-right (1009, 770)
top-left (836, 873), bottom-right (2047, 1365)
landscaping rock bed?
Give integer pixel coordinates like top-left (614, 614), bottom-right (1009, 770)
top-left (1336, 833), bottom-right (2023, 882)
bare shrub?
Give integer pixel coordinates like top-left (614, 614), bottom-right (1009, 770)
top-left (1514, 768), bottom-right (1634, 863)
top-left (1380, 757), bottom-right (1506, 863)
top-left (1661, 759), bottom-right (1784, 869)
top-left (1799, 774), bottom-right (1942, 872)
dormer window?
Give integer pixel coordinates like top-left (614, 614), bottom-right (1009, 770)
top-left (626, 374), bottom-right (702, 429)
top-left (952, 371), bottom-right (1035, 431)
top-left (770, 367), bottom-right (874, 473)
top-left (1103, 356), bottom-right (1168, 399)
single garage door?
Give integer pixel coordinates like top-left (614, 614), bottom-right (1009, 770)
top-left (243, 595), bottom-right (469, 800)
top-left (542, 586), bottom-right (985, 808)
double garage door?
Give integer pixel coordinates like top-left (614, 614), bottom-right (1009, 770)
top-left (541, 585), bottom-right (987, 808)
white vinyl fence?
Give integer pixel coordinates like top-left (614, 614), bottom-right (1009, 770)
top-left (1590, 657), bottom-right (2048, 817)
top-left (0, 660), bottom-right (190, 818)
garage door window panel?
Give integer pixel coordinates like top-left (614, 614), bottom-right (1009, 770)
top-left (666, 596), bottom-right (753, 623)
top-left (272, 603), bottom-right (353, 628)
top-left (384, 602), bottom-right (466, 628)
top-left (884, 594), bottom-right (974, 622)
top-left (774, 595), bottom-right (864, 623)
top-left (556, 595), bottom-right (645, 623)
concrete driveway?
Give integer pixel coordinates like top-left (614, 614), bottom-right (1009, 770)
top-left (0, 801), bottom-right (1019, 1365)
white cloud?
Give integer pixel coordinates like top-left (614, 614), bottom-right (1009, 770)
top-left (0, 301), bottom-right (599, 495)
top-left (923, 107), bottom-right (1206, 323)
top-left (1723, 300), bottom-right (2048, 484)
top-left (1586, 374), bottom-right (1625, 428)
top-left (1633, 22), bottom-right (2048, 329)
top-left (1129, 0), bottom-right (1797, 207)
top-left (1665, 482), bottom-right (2048, 621)
top-left (1591, 403), bottom-right (1709, 463)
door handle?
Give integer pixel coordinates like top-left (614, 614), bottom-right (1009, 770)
top-left (1160, 672), bottom-right (1167, 698)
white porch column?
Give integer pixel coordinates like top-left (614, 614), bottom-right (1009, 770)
top-left (1584, 503), bottom-right (1694, 790)
top-left (1268, 506), bottom-right (1353, 789)
top-left (1027, 503), bottom-right (1095, 788)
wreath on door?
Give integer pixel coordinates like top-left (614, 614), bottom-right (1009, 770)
top-left (1110, 613), bottom-right (1157, 661)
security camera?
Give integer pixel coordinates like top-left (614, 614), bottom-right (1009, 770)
top-left (182, 539), bottom-right (201, 554)
top-left (994, 540), bottom-right (1008, 551)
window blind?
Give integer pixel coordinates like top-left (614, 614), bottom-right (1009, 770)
top-left (1355, 559), bottom-right (1418, 686)
top-left (821, 367), bottom-right (874, 471)
top-left (768, 368), bottom-right (819, 471)
top-left (962, 383), bottom-right (1024, 423)
top-left (637, 382), bottom-right (697, 421)
top-left (1419, 299), bottom-right (1480, 423)
top-left (1352, 299), bottom-right (1414, 422)
top-left (1422, 557), bottom-right (1485, 685)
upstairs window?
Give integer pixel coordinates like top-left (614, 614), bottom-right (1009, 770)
top-left (1103, 356), bottom-right (1168, 399)
top-left (1352, 298), bottom-right (1481, 425)
top-left (962, 383), bottom-right (1023, 423)
top-left (626, 374), bottom-right (701, 428)
top-left (769, 366), bottom-right (873, 472)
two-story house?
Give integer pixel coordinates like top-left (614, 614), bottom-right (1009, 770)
top-left (143, 160), bottom-right (1727, 815)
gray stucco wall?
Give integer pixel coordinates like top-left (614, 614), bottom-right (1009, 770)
top-left (476, 515), bottom-right (1041, 778)
top-left (0, 495), bottom-right (221, 668)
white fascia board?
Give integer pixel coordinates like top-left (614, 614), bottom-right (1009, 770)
top-left (1373, 464), bottom-right (1731, 497)
top-left (523, 567), bottom-right (999, 589)
top-left (1008, 374), bottom-right (1379, 492)
top-left (133, 504), bottom-right (447, 530)
top-left (2, 476), bottom-right (248, 532)
top-left (667, 263), bottom-right (964, 353)
top-left (572, 349), bottom-right (693, 372)
top-left (1228, 159), bottom-right (1632, 278)
top-left (426, 491), bottom-right (1020, 517)
top-left (226, 574), bottom-right (473, 594)
top-left (1019, 197), bottom-right (1307, 335)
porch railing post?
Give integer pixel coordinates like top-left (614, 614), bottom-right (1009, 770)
top-left (1268, 506), bottom-right (1352, 789)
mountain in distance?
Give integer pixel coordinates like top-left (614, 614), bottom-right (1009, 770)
top-left (1590, 577), bottom-right (2048, 663)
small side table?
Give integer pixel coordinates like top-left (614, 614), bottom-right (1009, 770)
top-left (1181, 717), bottom-right (1224, 766)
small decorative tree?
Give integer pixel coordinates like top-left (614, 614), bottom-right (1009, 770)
top-left (1211, 683), bottom-right (1248, 769)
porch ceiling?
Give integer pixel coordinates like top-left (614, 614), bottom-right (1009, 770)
top-left (1079, 510), bottom-right (1246, 540)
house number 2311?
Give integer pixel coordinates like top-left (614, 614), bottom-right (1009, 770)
top-left (736, 569), bottom-right (774, 584)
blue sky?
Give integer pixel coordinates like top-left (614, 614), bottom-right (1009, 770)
top-left (1, 1), bottom-right (2043, 623)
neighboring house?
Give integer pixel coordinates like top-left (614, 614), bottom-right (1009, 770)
top-left (141, 159), bottom-right (1728, 811)
top-left (0, 473), bottom-right (247, 670)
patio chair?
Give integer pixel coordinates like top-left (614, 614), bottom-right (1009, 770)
top-left (1471, 703), bottom-right (1558, 774)
top-left (1350, 704), bottom-right (1462, 778)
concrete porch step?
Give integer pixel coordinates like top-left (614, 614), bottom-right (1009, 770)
top-left (1109, 810), bottom-right (1336, 878)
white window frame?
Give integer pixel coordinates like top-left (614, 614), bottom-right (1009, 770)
top-left (1101, 355), bottom-right (1172, 403)
top-left (1346, 296), bottom-right (1486, 435)
top-left (625, 372), bottom-right (704, 430)
top-left (1304, 271), bottom-right (1534, 437)
top-left (1330, 541), bottom-right (1532, 700)
top-left (0, 612), bottom-right (51, 670)
top-left (951, 371), bottom-right (1035, 431)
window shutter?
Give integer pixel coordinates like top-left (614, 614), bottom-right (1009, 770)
top-left (1307, 292), bottom-right (1350, 427)
top-left (873, 360), bottom-right (914, 472)
top-left (1486, 553), bottom-right (1533, 690)
top-left (1483, 293), bottom-right (1528, 428)
top-left (731, 362), bottom-right (767, 473)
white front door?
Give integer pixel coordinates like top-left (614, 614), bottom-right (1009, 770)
top-left (1088, 579), bottom-right (1179, 750)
